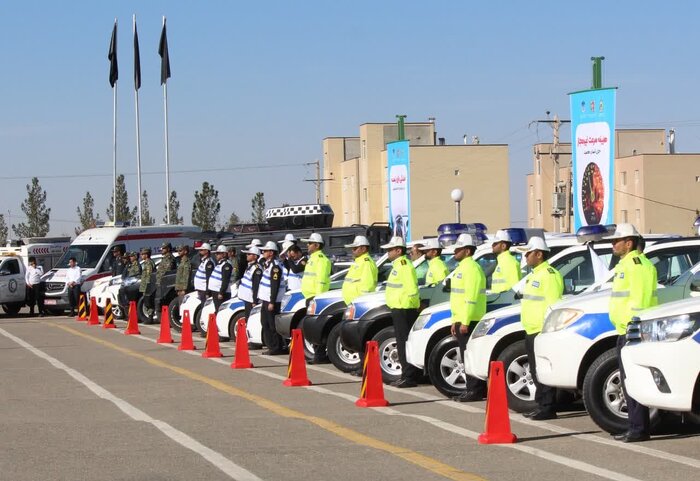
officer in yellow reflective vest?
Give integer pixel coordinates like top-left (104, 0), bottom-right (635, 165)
top-left (607, 224), bottom-right (657, 443)
top-left (382, 236), bottom-right (421, 388)
top-left (342, 236), bottom-right (378, 305)
top-left (449, 233), bottom-right (488, 402)
top-left (419, 238), bottom-right (450, 287)
top-left (519, 236), bottom-right (563, 420)
top-left (490, 229), bottom-right (521, 293)
top-left (300, 232), bottom-right (332, 363)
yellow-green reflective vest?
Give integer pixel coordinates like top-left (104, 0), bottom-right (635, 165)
top-left (491, 251), bottom-right (521, 293)
top-left (425, 256), bottom-right (450, 286)
top-left (301, 250), bottom-right (331, 299)
top-left (520, 261), bottom-right (564, 335)
top-left (342, 253), bottom-right (378, 305)
top-left (450, 256), bottom-right (486, 325)
top-left (609, 251), bottom-right (658, 335)
top-left (385, 256), bottom-right (419, 309)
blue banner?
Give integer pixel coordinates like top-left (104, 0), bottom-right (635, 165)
top-left (387, 140), bottom-right (411, 241)
top-left (569, 88), bottom-right (616, 230)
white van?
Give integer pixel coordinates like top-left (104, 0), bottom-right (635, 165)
top-left (42, 225), bottom-right (201, 312)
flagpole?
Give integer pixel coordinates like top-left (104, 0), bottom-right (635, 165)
top-left (162, 16), bottom-right (171, 225)
top-left (112, 18), bottom-right (118, 224)
top-left (133, 14), bottom-right (142, 226)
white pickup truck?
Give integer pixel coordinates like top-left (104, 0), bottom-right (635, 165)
top-left (0, 254), bottom-right (28, 315)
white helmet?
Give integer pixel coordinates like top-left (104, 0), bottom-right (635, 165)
top-left (380, 236), bottom-right (406, 249)
top-left (215, 245), bottom-right (228, 254)
top-left (520, 236), bottom-right (550, 253)
top-left (278, 233), bottom-right (298, 244)
top-left (247, 238), bottom-right (263, 248)
top-left (261, 241), bottom-right (278, 252)
top-left (198, 242), bottom-right (212, 251)
top-left (301, 233), bottom-right (324, 244)
top-left (242, 246), bottom-right (261, 256)
top-left (345, 235), bottom-right (370, 248)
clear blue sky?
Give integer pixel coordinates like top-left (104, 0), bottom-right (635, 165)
top-left (2, 1), bottom-right (700, 236)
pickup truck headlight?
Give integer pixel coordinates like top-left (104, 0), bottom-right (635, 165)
top-left (344, 304), bottom-right (356, 320)
top-left (640, 313), bottom-right (699, 343)
top-left (471, 317), bottom-right (496, 339)
top-left (412, 312), bottom-right (431, 331)
top-left (307, 299), bottom-right (317, 315)
top-left (542, 308), bottom-right (584, 333)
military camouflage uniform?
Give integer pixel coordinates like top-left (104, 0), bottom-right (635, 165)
top-left (139, 257), bottom-right (156, 293)
top-left (175, 253), bottom-right (192, 292)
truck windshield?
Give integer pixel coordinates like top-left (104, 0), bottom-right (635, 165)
top-left (54, 244), bottom-right (108, 269)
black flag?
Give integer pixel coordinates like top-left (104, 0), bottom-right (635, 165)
top-left (133, 22), bottom-right (141, 90)
top-left (158, 21), bottom-right (171, 85)
top-left (108, 21), bottom-right (118, 87)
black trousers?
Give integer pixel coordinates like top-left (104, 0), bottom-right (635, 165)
top-left (390, 308), bottom-right (420, 382)
top-left (525, 333), bottom-right (556, 412)
top-left (454, 322), bottom-right (487, 394)
top-left (197, 290), bottom-right (208, 304)
top-left (210, 291), bottom-right (231, 313)
top-left (68, 284), bottom-right (81, 311)
top-left (306, 296), bottom-right (327, 360)
top-left (261, 301), bottom-right (284, 353)
top-left (27, 282), bottom-right (45, 313)
top-left (617, 336), bottom-right (650, 435)
top-left (243, 301), bottom-right (254, 320)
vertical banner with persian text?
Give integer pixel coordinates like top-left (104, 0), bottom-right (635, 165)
top-left (569, 88), bottom-right (616, 230)
top-left (387, 140), bottom-right (411, 241)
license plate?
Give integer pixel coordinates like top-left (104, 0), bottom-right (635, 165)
top-left (44, 299), bottom-right (57, 305)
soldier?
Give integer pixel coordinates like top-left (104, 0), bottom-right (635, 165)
top-left (208, 245), bottom-right (234, 312)
top-left (124, 252), bottom-right (141, 278)
top-left (118, 252), bottom-right (141, 311)
top-left (148, 242), bottom-right (176, 324)
top-left (193, 243), bottom-right (215, 303)
top-left (238, 246), bottom-right (263, 319)
top-left (110, 245), bottom-right (126, 277)
top-left (227, 245), bottom-right (241, 284)
top-left (174, 245), bottom-right (192, 298)
top-left (138, 248), bottom-right (156, 322)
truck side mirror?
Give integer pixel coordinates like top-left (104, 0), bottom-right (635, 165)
top-left (0, 269), bottom-right (10, 276)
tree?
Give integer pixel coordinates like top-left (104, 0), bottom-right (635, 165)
top-left (163, 190), bottom-right (183, 225)
top-left (219, 212), bottom-right (240, 231)
top-left (0, 214), bottom-right (8, 245)
top-left (12, 177), bottom-right (50, 237)
top-left (250, 192), bottom-right (266, 223)
top-left (139, 191), bottom-right (155, 226)
top-left (106, 174), bottom-right (135, 224)
top-left (75, 191), bottom-right (100, 235)
top-left (191, 182), bottom-right (220, 231)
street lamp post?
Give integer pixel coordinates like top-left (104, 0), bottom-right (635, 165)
top-left (451, 188), bottom-right (464, 224)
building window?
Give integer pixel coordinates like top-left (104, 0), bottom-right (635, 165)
top-left (529, 185), bottom-right (534, 198)
top-left (635, 209), bottom-right (641, 224)
top-left (620, 171), bottom-right (627, 186)
top-left (363, 188), bottom-right (368, 202)
top-left (621, 209), bottom-right (628, 223)
top-left (537, 199), bottom-right (542, 216)
top-left (536, 159), bottom-right (541, 175)
top-left (361, 140), bottom-right (366, 160)
top-left (634, 170), bottom-right (639, 184)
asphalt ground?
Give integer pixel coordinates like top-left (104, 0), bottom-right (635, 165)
top-left (1, 311), bottom-right (698, 481)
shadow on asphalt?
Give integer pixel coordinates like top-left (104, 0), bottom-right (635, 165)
top-left (309, 380), bottom-right (359, 386)
top-left (389, 398), bottom-right (445, 407)
top-left (516, 431), bottom-right (599, 442)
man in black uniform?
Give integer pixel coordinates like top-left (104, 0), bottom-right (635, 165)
top-left (259, 241), bottom-right (285, 355)
top-left (238, 246), bottom-right (263, 319)
top-left (208, 245), bottom-right (233, 312)
top-left (193, 243), bottom-right (215, 303)
top-left (111, 246), bottom-right (126, 277)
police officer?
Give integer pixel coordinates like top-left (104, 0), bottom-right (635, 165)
top-left (519, 236), bottom-right (564, 420)
top-left (174, 245), bottom-right (192, 298)
top-left (450, 233), bottom-right (488, 402)
top-left (193, 243), bottom-right (215, 303)
top-left (419, 238), bottom-right (449, 287)
top-left (111, 245), bottom-right (126, 277)
top-left (491, 229), bottom-right (521, 293)
top-left (208, 245), bottom-right (234, 312)
top-left (382, 236), bottom-right (421, 388)
top-left (138, 248), bottom-right (156, 322)
top-left (149, 242), bottom-right (176, 324)
top-left (118, 252), bottom-right (141, 312)
top-left (25, 256), bottom-right (45, 316)
top-left (277, 233), bottom-right (298, 247)
top-left (607, 224), bottom-right (657, 443)
top-left (281, 243), bottom-right (306, 292)
top-left (301, 233), bottom-right (332, 362)
top-left (258, 241), bottom-right (286, 355)
top-left (238, 246), bottom-right (263, 319)
top-left (407, 240), bottom-right (425, 262)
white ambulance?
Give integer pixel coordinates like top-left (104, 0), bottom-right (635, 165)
top-left (42, 225), bottom-right (201, 313)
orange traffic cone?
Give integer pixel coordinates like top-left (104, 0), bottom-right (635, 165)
top-left (231, 318), bottom-right (254, 369)
top-left (283, 328), bottom-right (311, 387)
top-left (157, 305), bottom-right (174, 344)
top-left (478, 361), bottom-right (517, 444)
top-left (178, 310), bottom-right (196, 351)
top-left (124, 301), bottom-right (141, 335)
top-left (355, 340), bottom-right (389, 407)
top-left (87, 297), bottom-right (100, 325)
top-left (76, 294), bottom-right (88, 321)
top-left (202, 313), bottom-right (222, 358)
top-left (102, 298), bottom-right (116, 329)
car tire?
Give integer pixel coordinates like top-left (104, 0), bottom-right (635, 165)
top-left (168, 297), bottom-right (183, 332)
top-left (227, 311), bottom-right (245, 342)
top-left (326, 323), bottom-right (361, 372)
top-left (427, 336), bottom-right (468, 398)
top-left (136, 296), bottom-right (154, 324)
top-left (496, 340), bottom-right (538, 414)
top-left (372, 326), bottom-right (402, 384)
top-left (298, 319), bottom-right (316, 362)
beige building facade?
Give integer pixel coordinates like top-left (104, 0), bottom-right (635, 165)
top-left (323, 122), bottom-right (511, 239)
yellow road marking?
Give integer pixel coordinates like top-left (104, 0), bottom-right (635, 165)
top-left (52, 323), bottom-right (485, 481)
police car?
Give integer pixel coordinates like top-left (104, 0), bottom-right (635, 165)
top-left (535, 238), bottom-right (700, 433)
top-left (621, 297), bottom-right (700, 420)
top-left (193, 284), bottom-right (240, 337)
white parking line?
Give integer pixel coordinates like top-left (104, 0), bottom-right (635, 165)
top-left (0, 327), bottom-right (264, 481)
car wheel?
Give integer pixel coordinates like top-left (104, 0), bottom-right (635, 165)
top-left (427, 336), bottom-right (468, 398)
top-left (372, 326), bottom-right (402, 384)
top-left (326, 323), bottom-right (361, 372)
top-left (496, 340), bottom-right (538, 414)
top-left (227, 311), bottom-right (245, 342)
top-left (168, 298), bottom-right (183, 332)
top-left (136, 296), bottom-right (154, 324)
top-left (111, 302), bottom-right (124, 319)
top-left (298, 319), bottom-right (316, 361)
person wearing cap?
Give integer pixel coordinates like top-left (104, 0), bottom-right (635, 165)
top-left (208, 245), bottom-right (234, 312)
top-left (407, 240), bottom-right (426, 262)
top-left (227, 245), bottom-right (241, 284)
top-left (110, 245), bottom-right (126, 277)
top-left (419, 238), bottom-right (449, 287)
top-left (138, 248), bottom-right (156, 319)
top-left (193, 243), bottom-right (216, 303)
top-left (449, 233), bottom-right (488, 402)
top-left (382, 236), bottom-right (421, 388)
top-left (277, 233), bottom-right (298, 246)
top-left (118, 252), bottom-right (141, 312)
top-left (281, 243), bottom-right (307, 292)
top-left (238, 246), bottom-right (263, 319)
top-left (519, 236), bottom-right (564, 420)
top-left (247, 238), bottom-right (263, 249)
top-left (25, 256), bottom-right (45, 316)
top-left (148, 242), bottom-right (177, 324)
top-left (300, 233), bottom-right (332, 362)
top-left (66, 257), bottom-right (83, 317)
top-left (174, 245), bottom-right (192, 296)
top-left (491, 229), bottom-right (521, 293)
top-left (258, 241), bottom-right (287, 355)
top-left (607, 224), bottom-right (657, 443)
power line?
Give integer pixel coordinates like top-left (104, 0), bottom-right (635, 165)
top-left (615, 189), bottom-right (698, 213)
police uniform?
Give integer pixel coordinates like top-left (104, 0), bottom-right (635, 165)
top-left (258, 257), bottom-right (286, 354)
top-left (238, 259), bottom-right (263, 319)
top-left (491, 250), bottom-right (521, 293)
top-left (139, 252), bottom-right (156, 295)
top-left (450, 251), bottom-right (487, 399)
top-left (208, 257), bottom-right (233, 312)
top-left (193, 251), bottom-right (215, 303)
top-left (111, 253), bottom-right (126, 277)
top-left (385, 250), bottom-right (420, 384)
top-left (283, 255), bottom-right (307, 292)
top-left (125, 256), bottom-right (141, 278)
top-left (150, 245), bottom-right (176, 323)
top-left (174, 251), bottom-right (192, 293)
top-left (521, 257), bottom-right (563, 418)
top-left (610, 243), bottom-right (657, 440)
top-left (341, 252), bottom-right (378, 305)
top-left (425, 255), bottom-right (449, 287)
top-left (301, 250), bottom-right (331, 299)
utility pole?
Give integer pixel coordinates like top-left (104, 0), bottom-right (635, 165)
top-left (533, 115), bottom-right (571, 232)
top-left (303, 160), bottom-right (333, 204)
